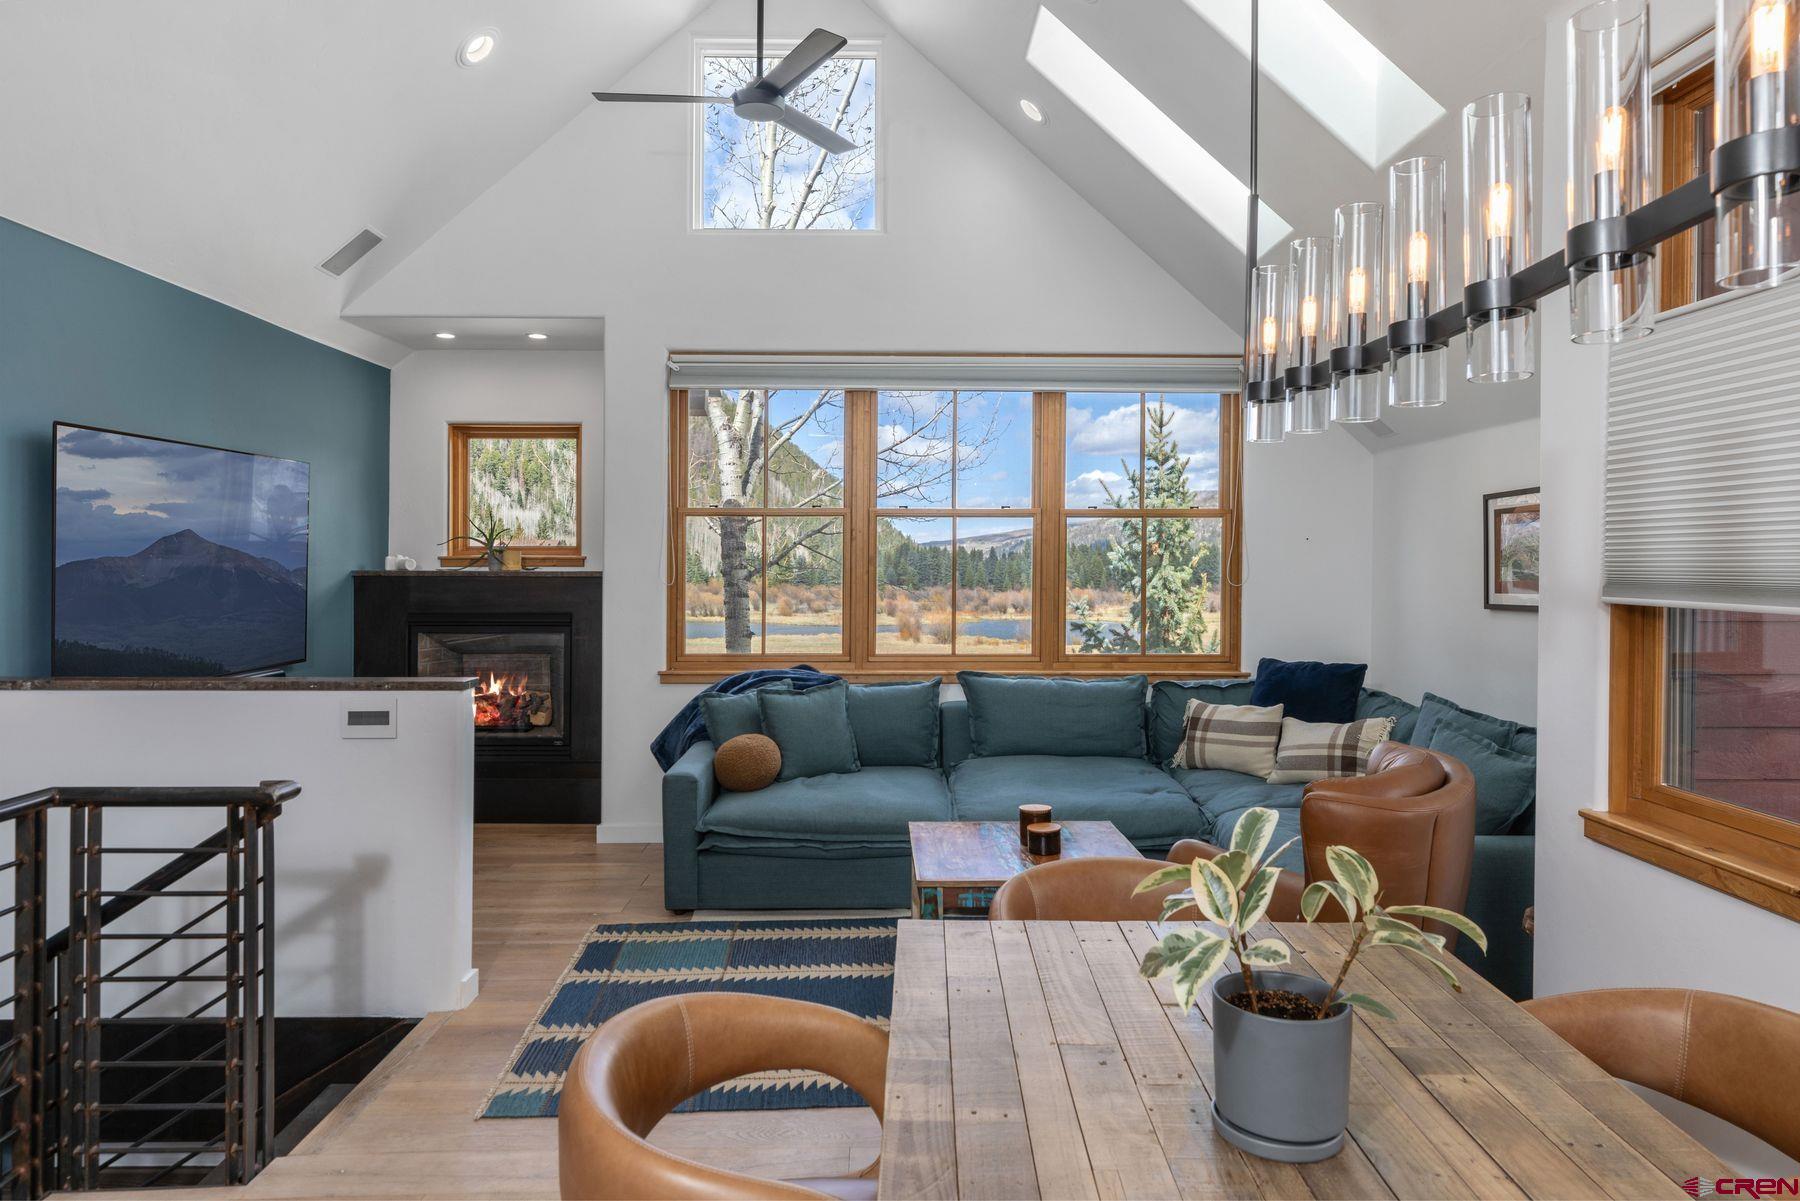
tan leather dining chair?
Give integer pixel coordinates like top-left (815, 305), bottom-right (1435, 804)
top-left (1169, 741), bottom-right (1476, 942)
top-left (987, 855), bottom-right (1196, 921)
top-left (558, 993), bottom-right (886, 1200)
top-left (1523, 988), bottom-right (1800, 1162)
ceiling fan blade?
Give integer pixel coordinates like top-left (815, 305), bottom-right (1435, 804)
top-left (760, 28), bottom-right (848, 95)
top-left (591, 92), bottom-right (727, 104)
top-left (774, 105), bottom-right (857, 156)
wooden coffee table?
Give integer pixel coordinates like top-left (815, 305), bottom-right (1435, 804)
top-left (908, 820), bottom-right (1141, 919)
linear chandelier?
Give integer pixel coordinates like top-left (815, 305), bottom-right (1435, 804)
top-left (1242, 0), bottom-right (1800, 443)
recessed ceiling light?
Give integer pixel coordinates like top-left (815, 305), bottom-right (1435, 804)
top-left (457, 30), bottom-right (497, 68)
top-left (435, 331), bottom-right (457, 340)
top-left (527, 332), bottom-right (549, 341)
top-left (1019, 98), bottom-right (1045, 123)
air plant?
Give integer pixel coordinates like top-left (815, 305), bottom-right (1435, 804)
top-left (441, 512), bottom-right (520, 572)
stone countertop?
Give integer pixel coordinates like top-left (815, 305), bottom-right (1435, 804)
top-left (0, 677), bottom-right (477, 691)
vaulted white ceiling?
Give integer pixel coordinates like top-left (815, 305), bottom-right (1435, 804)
top-left (0, 0), bottom-right (1557, 445)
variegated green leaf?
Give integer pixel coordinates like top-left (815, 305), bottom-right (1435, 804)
top-left (1133, 863), bottom-right (1191, 895)
top-left (1370, 927), bottom-right (1436, 956)
top-left (1370, 913), bottom-right (1446, 951)
top-left (1386, 905), bottom-right (1489, 954)
top-left (1394, 943), bottom-right (1464, 992)
top-left (1160, 890), bottom-right (1200, 922)
top-left (1325, 845), bottom-right (1377, 909)
top-left (1239, 866), bottom-right (1282, 929)
top-left (1139, 929), bottom-right (1200, 979)
top-left (1301, 879), bottom-right (1357, 923)
top-left (1190, 856), bottom-right (1239, 929)
top-left (1229, 806), bottom-right (1279, 864)
top-left (1211, 849), bottom-right (1252, 890)
top-left (1240, 937), bottom-right (1292, 966)
top-left (1262, 836), bottom-right (1299, 872)
top-left (1139, 945), bottom-right (1171, 977)
top-left (1171, 936), bottom-right (1231, 1012)
top-left (1335, 993), bottom-right (1396, 1020)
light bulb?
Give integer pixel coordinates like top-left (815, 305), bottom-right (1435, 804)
top-left (1596, 105), bottom-right (1627, 173)
top-left (1486, 182), bottom-right (1514, 239)
top-left (1407, 231), bottom-right (1430, 283)
top-left (1260, 315), bottom-right (1279, 355)
top-left (1300, 295), bottom-right (1319, 337)
top-left (1752, 1), bottom-right (1789, 78)
top-left (1346, 267), bottom-right (1368, 315)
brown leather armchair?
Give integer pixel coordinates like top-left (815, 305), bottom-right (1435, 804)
top-left (1170, 741), bottom-right (1476, 944)
top-left (988, 856), bottom-right (1192, 921)
top-left (558, 993), bottom-right (886, 1200)
top-left (1523, 988), bottom-right (1800, 1162)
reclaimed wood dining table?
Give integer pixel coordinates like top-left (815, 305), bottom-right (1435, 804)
top-left (877, 919), bottom-right (1733, 1200)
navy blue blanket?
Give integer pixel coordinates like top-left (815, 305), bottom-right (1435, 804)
top-left (650, 666), bottom-right (841, 771)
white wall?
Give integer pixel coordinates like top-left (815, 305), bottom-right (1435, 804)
top-left (1533, 2), bottom-right (1800, 1174)
top-left (1369, 419), bottom-right (1539, 719)
top-left (0, 688), bottom-right (476, 1018)
top-left (388, 349), bottom-right (605, 566)
top-left (348, 0), bottom-right (1375, 843)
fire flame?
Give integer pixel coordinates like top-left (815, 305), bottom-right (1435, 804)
top-left (473, 671), bottom-right (534, 728)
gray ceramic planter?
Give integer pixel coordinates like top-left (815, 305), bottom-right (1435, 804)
top-left (1210, 970), bottom-right (1352, 1162)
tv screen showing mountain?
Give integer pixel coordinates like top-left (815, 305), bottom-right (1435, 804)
top-left (52, 424), bottom-right (310, 677)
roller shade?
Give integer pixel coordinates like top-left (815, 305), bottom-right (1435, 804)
top-left (666, 353), bottom-right (1243, 393)
top-left (1604, 283), bottom-right (1800, 613)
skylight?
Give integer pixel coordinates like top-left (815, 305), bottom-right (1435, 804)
top-left (1026, 8), bottom-right (1289, 256)
top-left (1183, 0), bottom-right (1444, 170)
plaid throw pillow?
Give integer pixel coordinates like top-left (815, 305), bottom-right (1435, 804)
top-left (1265, 715), bottom-right (1397, 784)
top-left (1172, 699), bottom-right (1285, 777)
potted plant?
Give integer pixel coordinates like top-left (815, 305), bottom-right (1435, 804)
top-left (441, 513), bottom-right (521, 573)
top-left (1134, 808), bottom-right (1486, 1163)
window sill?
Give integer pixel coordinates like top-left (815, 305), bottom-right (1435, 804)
top-left (1580, 808), bottom-right (1800, 923)
top-left (657, 664), bottom-right (1246, 685)
top-left (439, 553), bottom-right (587, 569)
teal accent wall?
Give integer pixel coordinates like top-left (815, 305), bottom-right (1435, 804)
top-left (0, 218), bottom-right (390, 677)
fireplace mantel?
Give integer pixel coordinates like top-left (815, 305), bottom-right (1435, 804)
top-left (353, 570), bottom-right (602, 823)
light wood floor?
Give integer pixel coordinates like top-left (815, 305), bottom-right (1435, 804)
top-left (153, 825), bottom-right (881, 1200)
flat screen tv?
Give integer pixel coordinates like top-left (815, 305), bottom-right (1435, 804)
top-left (52, 423), bottom-right (311, 677)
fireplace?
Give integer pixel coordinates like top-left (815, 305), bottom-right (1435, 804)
top-left (414, 624), bottom-right (571, 752)
top-left (354, 571), bottom-right (602, 823)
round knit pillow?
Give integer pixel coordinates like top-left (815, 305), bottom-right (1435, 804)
top-left (715, 733), bottom-right (782, 792)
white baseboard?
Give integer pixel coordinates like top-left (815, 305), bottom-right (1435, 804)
top-left (596, 822), bottom-right (664, 844)
top-left (453, 968), bottom-right (480, 1009)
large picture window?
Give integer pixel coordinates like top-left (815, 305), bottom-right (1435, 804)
top-left (667, 383), bottom-right (1241, 678)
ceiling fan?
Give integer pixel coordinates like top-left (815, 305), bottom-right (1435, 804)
top-left (591, 0), bottom-right (858, 156)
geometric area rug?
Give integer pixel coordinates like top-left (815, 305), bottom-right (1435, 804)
top-left (481, 918), bottom-right (897, 1118)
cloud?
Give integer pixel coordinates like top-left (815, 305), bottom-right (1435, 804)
top-left (1067, 401), bottom-right (1221, 458)
top-left (1067, 469), bottom-right (1126, 508)
top-left (56, 486), bottom-right (111, 503)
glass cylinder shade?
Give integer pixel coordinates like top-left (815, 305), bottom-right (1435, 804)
top-left (1715, 0), bottom-right (1800, 287)
top-left (1283, 238), bottom-right (1331, 429)
top-left (1331, 202), bottom-right (1383, 424)
top-left (1244, 395), bottom-right (1286, 443)
top-left (1567, 0), bottom-right (1657, 341)
top-left (1245, 264), bottom-right (1283, 386)
top-left (1385, 155), bottom-right (1449, 407)
top-left (1463, 93), bottom-right (1536, 381)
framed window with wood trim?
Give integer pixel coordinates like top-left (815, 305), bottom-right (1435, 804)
top-left (1595, 607), bottom-right (1800, 923)
top-left (443, 423), bottom-right (585, 567)
top-left (666, 384), bottom-right (1242, 680)
top-left (1654, 60), bottom-right (1723, 312)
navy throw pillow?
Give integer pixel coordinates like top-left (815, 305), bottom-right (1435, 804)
top-left (1249, 658), bottom-right (1367, 724)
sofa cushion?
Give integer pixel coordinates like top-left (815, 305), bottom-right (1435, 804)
top-left (1171, 700), bottom-right (1284, 777)
top-left (1149, 679), bottom-right (1255, 765)
top-left (957, 673), bottom-right (1148, 759)
top-left (700, 685), bottom-right (788, 745)
top-left (948, 755), bottom-right (1199, 845)
top-left (1211, 805), bottom-right (1305, 874)
top-left (1250, 658), bottom-right (1367, 723)
top-left (761, 681), bottom-right (861, 781)
top-left (847, 680), bottom-right (940, 768)
top-left (1426, 723), bottom-right (1537, 835)
top-left (940, 699), bottom-right (974, 769)
top-left (1166, 768), bottom-right (1307, 833)
top-left (1355, 689), bottom-right (1421, 745)
top-left (1412, 691), bottom-right (1521, 751)
top-left (699, 766), bottom-right (951, 843)
top-left (1266, 715), bottom-right (1397, 784)
top-left (1509, 725), bottom-right (1538, 757)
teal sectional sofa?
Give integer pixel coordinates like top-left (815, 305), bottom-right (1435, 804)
top-left (660, 677), bottom-right (1537, 997)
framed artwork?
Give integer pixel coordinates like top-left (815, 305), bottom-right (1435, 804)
top-left (1484, 488), bottom-right (1540, 611)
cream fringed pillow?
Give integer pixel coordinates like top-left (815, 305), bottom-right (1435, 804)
top-left (1265, 716), bottom-right (1397, 785)
top-left (1171, 699), bottom-right (1285, 778)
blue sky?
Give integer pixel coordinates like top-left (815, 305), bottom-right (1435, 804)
top-left (1065, 392), bottom-right (1222, 508)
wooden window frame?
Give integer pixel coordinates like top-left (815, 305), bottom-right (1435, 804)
top-left (1656, 63), bottom-right (1718, 313)
top-left (664, 384), bottom-right (1243, 682)
top-left (1587, 606), bottom-right (1800, 922)
top-left (442, 423), bottom-right (586, 568)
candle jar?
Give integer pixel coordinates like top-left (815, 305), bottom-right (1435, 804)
top-left (1567, 0), bottom-right (1656, 341)
top-left (1026, 822), bottom-right (1063, 857)
top-left (1018, 803), bottom-right (1051, 846)
top-left (1282, 238), bottom-right (1332, 432)
top-left (1715, 0), bottom-right (1800, 287)
top-left (1463, 92), bottom-right (1536, 382)
top-left (1329, 202), bottom-right (1384, 424)
top-left (1244, 263), bottom-right (1287, 444)
top-left (1385, 156), bottom-right (1449, 407)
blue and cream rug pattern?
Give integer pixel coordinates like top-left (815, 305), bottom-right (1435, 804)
top-left (481, 918), bottom-right (898, 1118)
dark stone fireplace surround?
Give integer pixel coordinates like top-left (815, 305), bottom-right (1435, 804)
top-left (353, 570), bottom-right (602, 823)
